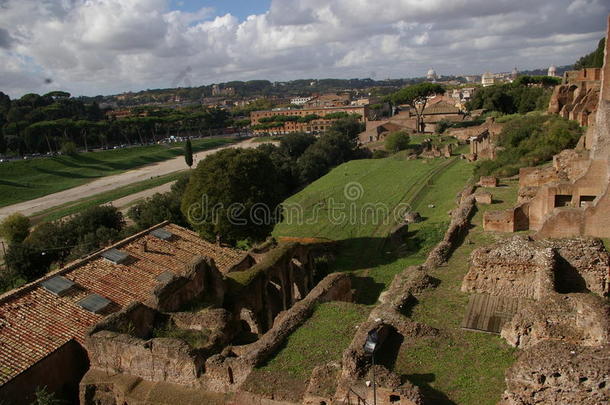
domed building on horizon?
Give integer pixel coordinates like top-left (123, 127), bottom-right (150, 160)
top-left (427, 68), bottom-right (438, 81)
top-left (548, 65), bottom-right (557, 77)
top-left (481, 71), bottom-right (495, 87)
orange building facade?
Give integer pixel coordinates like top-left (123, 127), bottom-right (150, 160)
top-left (250, 106), bottom-right (368, 134)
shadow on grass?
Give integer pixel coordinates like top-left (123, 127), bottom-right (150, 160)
top-left (350, 275), bottom-right (386, 305)
top-left (331, 237), bottom-right (409, 273)
top-left (34, 167), bottom-right (99, 179)
top-left (403, 373), bottom-right (457, 405)
top-left (0, 180), bottom-right (31, 188)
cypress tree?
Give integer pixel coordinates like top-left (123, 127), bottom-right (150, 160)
top-left (185, 137), bottom-right (193, 168)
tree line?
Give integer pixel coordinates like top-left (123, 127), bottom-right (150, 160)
top-left (0, 91), bottom-right (236, 156)
top-left (465, 76), bottom-right (560, 115)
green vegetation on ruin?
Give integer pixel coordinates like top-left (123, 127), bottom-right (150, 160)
top-left (153, 321), bottom-right (211, 349)
top-left (475, 113), bottom-right (582, 177)
top-left (0, 137), bottom-right (238, 207)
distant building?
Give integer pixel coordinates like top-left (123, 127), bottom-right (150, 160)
top-left (427, 68), bottom-right (438, 81)
top-left (511, 67), bottom-right (519, 80)
top-left (304, 93), bottom-right (351, 108)
top-left (250, 106), bottom-right (367, 135)
top-left (211, 84), bottom-right (236, 97)
top-left (548, 65), bottom-right (557, 77)
top-left (482, 72), bottom-right (495, 87)
top-left (290, 96), bottom-right (314, 105)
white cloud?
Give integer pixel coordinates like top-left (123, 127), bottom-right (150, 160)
top-left (0, 0), bottom-right (608, 97)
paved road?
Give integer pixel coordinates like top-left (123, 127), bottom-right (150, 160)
top-left (0, 138), bottom-right (265, 221)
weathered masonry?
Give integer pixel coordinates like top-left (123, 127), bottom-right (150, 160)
top-left (0, 222), bottom-right (328, 404)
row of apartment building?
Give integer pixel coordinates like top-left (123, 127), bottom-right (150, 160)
top-left (249, 105), bottom-right (368, 135)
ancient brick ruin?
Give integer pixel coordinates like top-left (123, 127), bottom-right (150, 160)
top-left (461, 232), bottom-right (610, 403)
top-left (485, 16), bottom-right (610, 238)
top-left (79, 240), bottom-right (356, 404)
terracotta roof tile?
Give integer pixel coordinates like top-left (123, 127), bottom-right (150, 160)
top-left (0, 223), bottom-right (244, 386)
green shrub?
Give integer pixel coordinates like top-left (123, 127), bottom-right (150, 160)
top-left (475, 115), bottom-right (582, 177)
top-left (385, 131), bottom-right (410, 153)
top-left (60, 141), bottom-right (78, 156)
top-left (372, 150), bottom-right (389, 159)
top-left (0, 213), bottom-right (30, 244)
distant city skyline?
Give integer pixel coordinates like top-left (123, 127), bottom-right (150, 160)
top-left (0, 0), bottom-right (608, 98)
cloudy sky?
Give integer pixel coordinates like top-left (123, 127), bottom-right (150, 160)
top-left (0, 0), bottom-right (608, 97)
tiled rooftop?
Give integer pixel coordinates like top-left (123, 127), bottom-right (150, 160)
top-left (0, 223), bottom-right (245, 386)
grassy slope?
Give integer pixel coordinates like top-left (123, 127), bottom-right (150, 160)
top-left (0, 137), bottom-right (237, 207)
top-left (246, 155), bottom-right (473, 400)
top-left (393, 178), bottom-right (521, 405)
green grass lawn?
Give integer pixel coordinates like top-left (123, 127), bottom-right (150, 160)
top-left (247, 155), bottom-right (475, 400)
top-left (393, 178), bottom-right (521, 405)
top-left (274, 155), bottom-right (463, 241)
top-left (242, 302), bottom-right (369, 401)
top-left (0, 137), bottom-right (238, 207)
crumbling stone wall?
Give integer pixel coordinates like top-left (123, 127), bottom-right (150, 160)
top-left (539, 237), bottom-right (609, 296)
top-left (463, 235), bottom-right (610, 300)
top-left (499, 342), bottom-right (610, 405)
top-left (227, 242), bottom-right (319, 334)
top-left (148, 255), bottom-right (225, 311)
top-left (461, 236), bottom-right (556, 300)
top-left (85, 303), bottom-right (236, 385)
top-left (204, 272), bottom-right (352, 392)
top-left (501, 293), bottom-right (610, 349)
top-left (86, 328), bottom-right (204, 386)
top-left (424, 185), bottom-right (476, 268)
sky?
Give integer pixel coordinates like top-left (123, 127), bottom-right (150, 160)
top-left (0, 0), bottom-right (608, 98)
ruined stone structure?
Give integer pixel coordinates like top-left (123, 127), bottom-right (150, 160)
top-left (474, 191), bottom-right (492, 204)
top-left (0, 221), bottom-right (336, 405)
top-left (467, 129), bottom-right (496, 161)
top-left (446, 116), bottom-right (504, 142)
top-left (81, 272), bottom-right (353, 403)
top-left (499, 342), bottom-right (609, 405)
top-left (462, 235), bottom-right (609, 299)
top-left (548, 67), bottom-right (601, 127)
top-left (501, 293), bottom-right (610, 349)
top-left (464, 232), bottom-right (610, 403)
top-left (328, 186), bottom-right (477, 405)
top-left (490, 16), bottom-right (610, 238)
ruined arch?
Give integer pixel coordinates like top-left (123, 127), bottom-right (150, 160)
top-left (265, 276), bottom-right (284, 328)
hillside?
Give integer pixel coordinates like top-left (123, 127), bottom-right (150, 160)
top-left (244, 155), bottom-right (484, 402)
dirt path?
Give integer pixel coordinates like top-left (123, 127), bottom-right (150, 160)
top-left (0, 138), bottom-right (264, 221)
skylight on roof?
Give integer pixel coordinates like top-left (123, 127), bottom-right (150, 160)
top-left (150, 227), bottom-right (173, 241)
top-left (41, 276), bottom-right (75, 296)
top-left (100, 248), bottom-right (129, 264)
top-left (77, 294), bottom-right (112, 314)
